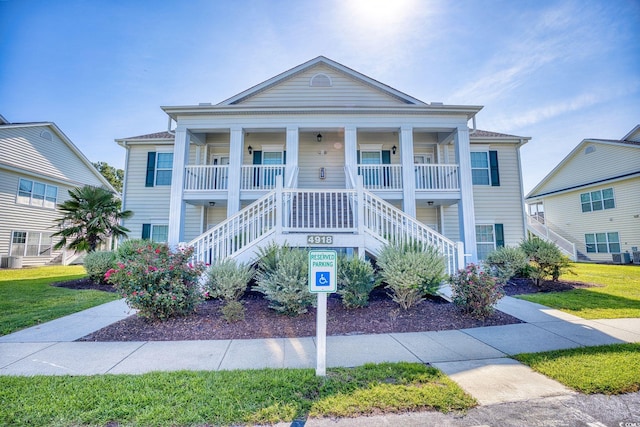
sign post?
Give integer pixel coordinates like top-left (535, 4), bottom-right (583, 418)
top-left (308, 250), bottom-right (337, 376)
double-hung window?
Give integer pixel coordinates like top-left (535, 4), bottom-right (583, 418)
top-left (142, 224), bottom-right (169, 243)
top-left (470, 151), bottom-right (500, 186)
top-left (581, 188), bottom-right (615, 212)
top-left (146, 152), bottom-right (174, 187)
top-left (475, 224), bottom-right (504, 260)
top-left (17, 178), bottom-right (58, 208)
top-left (585, 232), bottom-right (620, 253)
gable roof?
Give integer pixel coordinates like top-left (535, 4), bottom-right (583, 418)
top-left (526, 125), bottom-right (640, 199)
top-left (161, 57), bottom-right (483, 120)
top-left (0, 121), bottom-right (116, 192)
top-left (219, 56), bottom-right (427, 106)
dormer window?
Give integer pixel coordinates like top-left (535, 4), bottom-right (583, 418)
top-left (310, 73), bottom-right (332, 87)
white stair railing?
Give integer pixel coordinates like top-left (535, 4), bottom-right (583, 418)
top-left (360, 189), bottom-right (461, 274)
top-left (188, 191), bottom-right (277, 264)
top-left (282, 189), bottom-right (357, 232)
top-left (526, 215), bottom-right (577, 260)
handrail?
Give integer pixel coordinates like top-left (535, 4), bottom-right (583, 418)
top-left (357, 164), bottom-right (403, 190)
top-left (361, 189), bottom-right (460, 274)
top-left (184, 165), bottom-right (229, 190)
top-left (526, 214), bottom-right (577, 260)
top-left (188, 191), bottom-right (277, 264)
top-left (414, 164), bottom-right (459, 190)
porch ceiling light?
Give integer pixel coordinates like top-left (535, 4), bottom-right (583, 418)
top-left (248, 145), bottom-right (253, 155)
top-left (317, 133), bottom-right (322, 142)
top-left (209, 201), bottom-right (216, 207)
top-left (392, 145), bottom-right (397, 155)
top-left (427, 201), bottom-right (434, 206)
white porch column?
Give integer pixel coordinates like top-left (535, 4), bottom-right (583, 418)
top-left (168, 128), bottom-right (190, 245)
top-left (400, 126), bottom-right (416, 217)
top-left (285, 126), bottom-right (299, 188)
top-left (344, 126), bottom-right (357, 185)
top-left (227, 127), bottom-right (243, 217)
top-left (454, 127), bottom-right (477, 263)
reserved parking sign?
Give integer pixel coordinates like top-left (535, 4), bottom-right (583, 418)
top-left (308, 250), bottom-right (337, 293)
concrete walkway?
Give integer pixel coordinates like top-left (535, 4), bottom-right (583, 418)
top-left (1, 295), bottom-right (640, 410)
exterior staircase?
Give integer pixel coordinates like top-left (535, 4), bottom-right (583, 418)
top-left (188, 177), bottom-right (464, 274)
top-left (525, 214), bottom-right (578, 261)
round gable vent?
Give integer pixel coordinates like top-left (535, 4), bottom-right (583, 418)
top-left (40, 130), bottom-right (53, 141)
top-left (310, 73), bottom-right (332, 87)
top-left (585, 145), bottom-right (595, 154)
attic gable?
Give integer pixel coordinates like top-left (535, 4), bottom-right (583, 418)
top-left (219, 56), bottom-right (426, 108)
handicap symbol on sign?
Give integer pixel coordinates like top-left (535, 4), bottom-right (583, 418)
top-left (316, 272), bottom-right (330, 287)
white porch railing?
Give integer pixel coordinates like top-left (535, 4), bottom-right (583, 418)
top-left (414, 164), bottom-right (459, 190)
top-left (241, 165), bottom-right (285, 190)
top-left (526, 214), bottom-right (577, 261)
top-left (282, 189), bottom-right (357, 232)
top-left (362, 190), bottom-right (461, 274)
top-left (189, 176), bottom-right (463, 273)
top-left (189, 191), bottom-right (277, 265)
top-left (184, 165), bottom-right (229, 190)
top-left (357, 164), bottom-right (403, 190)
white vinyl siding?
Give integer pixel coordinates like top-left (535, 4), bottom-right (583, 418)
top-left (534, 177), bottom-right (640, 262)
top-left (236, 64), bottom-right (407, 107)
top-left (122, 144), bottom-right (172, 240)
top-left (297, 132), bottom-right (345, 189)
top-left (531, 142), bottom-right (640, 196)
top-left (0, 125), bottom-right (106, 186)
top-left (471, 144), bottom-right (525, 249)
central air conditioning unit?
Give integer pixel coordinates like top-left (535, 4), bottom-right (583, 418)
top-left (612, 253), bottom-right (631, 264)
top-left (632, 251), bottom-right (640, 265)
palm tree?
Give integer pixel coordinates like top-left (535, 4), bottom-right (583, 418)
top-left (52, 186), bottom-right (133, 252)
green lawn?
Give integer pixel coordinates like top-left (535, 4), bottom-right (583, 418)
top-left (516, 343), bottom-right (640, 394)
top-left (0, 266), bottom-right (119, 335)
top-left (0, 363), bottom-right (476, 426)
top-left (517, 263), bottom-right (640, 319)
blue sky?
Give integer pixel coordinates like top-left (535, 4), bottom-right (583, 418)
top-left (1, 0), bottom-right (638, 192)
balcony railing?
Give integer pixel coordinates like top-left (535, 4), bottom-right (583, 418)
top-left (357, 164), bottom-right (402, 190)
top-left (184, 165), bottom-right (229, 190)
top-left (241, 165), bottom-right (285, 190)
top-left (414, 164), bottom-right (459, 190)
top-left (357, 164), bottom-right (459, 191)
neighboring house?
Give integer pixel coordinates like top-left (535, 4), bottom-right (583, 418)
top-left (0, 114), bottom-right (115, 267)
top-left (117, 56), bottom-right (530, 273)
top-left (525, 125), bottom-right (640, 263)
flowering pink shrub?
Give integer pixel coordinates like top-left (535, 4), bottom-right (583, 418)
top-left (449, 263), bottom-right (504, 320)
top-left (105, 244), bottom-right (205, 320)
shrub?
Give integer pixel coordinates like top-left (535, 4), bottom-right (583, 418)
top-left (116, 238), bottom-right (164, 263)
top-left (449, 263), bottom-right (504, 320)
top-left (520, 238), bottom-right (573, 285)
top-left (206, 259), bottom-right (254, 322)
top-left (376, 242), bottom-right (446, 310)
top-left (254, 243), bottom-right (314, 316)
top-left (337, 255), bottom-right (376, 309)
top-left (106, 244), bottom-right (205, 320)
top-left (485, 246), bottom-right (528, 284)
top-left (83, 251), bottom-right (116, 285)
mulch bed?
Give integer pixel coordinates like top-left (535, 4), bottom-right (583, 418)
top-left (52, 277), bottom-right (598, 342)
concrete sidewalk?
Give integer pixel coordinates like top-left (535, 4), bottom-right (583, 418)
top-left (1, 295), bottom-right (639, 408)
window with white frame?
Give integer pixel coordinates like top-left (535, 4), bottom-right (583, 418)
top-left (155, 153), bottom-right (173, 185)
top-left (151, 225), bottom-right (169, 243)
top-left (17, 178), bottom-right (58, 208)
top-left (585, 232), bottom-right (620, 253)
top-left (476, 225), bottom-right (496, 260)
top-left (580, 188), bottom-right (615, 212)
top-left (470, 152), bottom-right (490, 185)
top-left (10, 231), bottom-right (53, 256)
